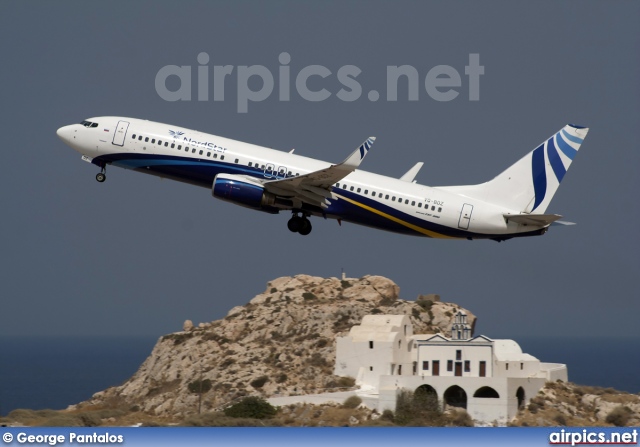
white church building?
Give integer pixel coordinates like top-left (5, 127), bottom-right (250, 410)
top-left (334, 312), bottom-right (567, 424)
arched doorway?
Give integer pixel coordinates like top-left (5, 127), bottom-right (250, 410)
top-left (444, 385), bottom-right (467, 409)
top-left (414, 385), bottom-right (439, 411)
top-left (473, 386), bottom-right (500, 398)
top-left (516, 387), bottom-right (526, 409)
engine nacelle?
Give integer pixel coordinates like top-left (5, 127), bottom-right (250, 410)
top-left (212, 173), bottom-right (280, 214)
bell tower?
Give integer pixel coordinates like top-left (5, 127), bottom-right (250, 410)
top-left (451, 311), bottom-right (471, 340)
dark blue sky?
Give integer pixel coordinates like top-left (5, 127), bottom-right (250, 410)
top-left (1, 1), bottom-right (638, 339)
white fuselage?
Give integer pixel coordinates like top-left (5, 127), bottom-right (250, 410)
top-left (56, 116), bottom-right (552, 240)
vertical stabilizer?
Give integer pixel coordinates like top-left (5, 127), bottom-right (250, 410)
top-left (438, 124), bottom-right (588, 213)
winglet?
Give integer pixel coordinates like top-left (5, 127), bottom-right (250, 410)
top-left (338, 137), bottom-right (376, 170)
top-left (400, 162), bottom-right (424, 182)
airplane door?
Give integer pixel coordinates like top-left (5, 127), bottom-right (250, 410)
top-left (458, 203), bottom-right (473, 230)
top-left (112, 120), bottom-right (130, 146)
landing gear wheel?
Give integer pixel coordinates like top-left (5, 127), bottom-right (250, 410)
top-left (96, 172), bottom-right (106, 183)
top-left (287, 215), bottom-right (303, 232)
top-left (298, 219), bottom-right (312, 236)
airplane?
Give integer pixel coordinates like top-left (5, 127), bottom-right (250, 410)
top-left (56, 117), bottom-right (588, 241)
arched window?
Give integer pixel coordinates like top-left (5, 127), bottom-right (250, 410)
top-left (414, 385), bottom-right (439, 411)
top-left (444, 385), bottom-right (467, 409)
top-left (473, 386), bottom-right (499, 398)
top-left (516, 387), bottom-right (526, 409)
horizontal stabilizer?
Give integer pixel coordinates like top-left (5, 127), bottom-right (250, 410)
top-left (400, 162), bottom-right (424, 182)
top-left (503, 213), bottom-right (563, 226)
top-left (551, 220), bottom-right (576, 226)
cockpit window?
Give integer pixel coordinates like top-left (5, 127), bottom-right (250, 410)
top-left (80, 120), bottom-right (99, 128)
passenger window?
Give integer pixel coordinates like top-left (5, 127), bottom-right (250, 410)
top-left (171, 143), bottom-right (175, 148)
top-left (385, 194), bottom-right (389, 199)
top-left (288, 171), bottom-right (292, 176)
top-left (405, 199), bottom-right (409, 204)
top-left (357, 188), bottom-right (361, 193)
top-left (350, 186), bottom-right (354, 191)
top-left (392, 197), bottom-right (396, 201)
top-left (418, 203), bottom-right (422, 208)
top-left (199, 150), bottom-right (203, 155)
top-left (152, 139), bottom-right (156, 144)
top-left (132, 134), bottom-right (136, 139)
top-left (138, 136), bottom-right (142, 141)
top-left (207, 152), bottom-right (211, 157)
top-left (438, 207), bottom-right (442, 212)
top-left (411, 201), bottom-right (416, 206)
top-left (236, 159), bottom-right (240, 164)
top-left (371, 191), bottom-right (375, 196)
top-left (431, 206), bottom-right (435, 211)
top-left (178, 145), bottom-right (182, 150)
top-left (165, 142), bottom-right (168, 147)
top-left (336, 183), bottom-right (340, 188)
top-left (192, 149), bottom-right (196, 153)
top-left (221, 155), bottom-right (224, 160)
top-left (364, 190), bottom-right (368, 194)
top-left (158, 140), bottom-right (162, 145)
top-left (248, 162), bottom-right (252, 167)
top-left (145, 137), bottom-right (149, 142)
top-left (214, 154), bottom-right (218, 159)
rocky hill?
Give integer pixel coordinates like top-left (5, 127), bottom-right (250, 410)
top-left (73, 275), bottom-right (475, 417)
top-left (511, 381), bottom-right (640, 427)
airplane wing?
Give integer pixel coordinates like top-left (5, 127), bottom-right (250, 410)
top-left (264, 137), bottom-right (375, 209)
top-left (503, 213), bottom-right (563, 226)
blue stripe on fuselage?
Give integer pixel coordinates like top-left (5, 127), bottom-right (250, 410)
top-left (94, 153), bottom-right (544, 240)
top-left (95, 153), bottom-right (272, 188)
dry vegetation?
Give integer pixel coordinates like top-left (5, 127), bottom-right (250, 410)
top-left (511, 381), bottom-right (640, 427)
top-left (3, 382), bottom-right (637, 428)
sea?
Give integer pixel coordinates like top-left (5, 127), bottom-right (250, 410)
top-left (1, 336), bottom-right (639, 416)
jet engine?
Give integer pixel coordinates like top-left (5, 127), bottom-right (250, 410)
top-left (212, 173), bottom-right (281, 213)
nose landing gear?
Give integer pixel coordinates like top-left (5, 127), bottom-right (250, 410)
top-left (288, 212), bottom-right (312, 235)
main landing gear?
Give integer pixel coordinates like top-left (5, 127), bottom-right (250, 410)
top-left (287, 212), bottom-right (312, 236)
top-left (95, 166), bottom-right (106, 183)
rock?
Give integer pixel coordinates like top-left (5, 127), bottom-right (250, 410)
top-left (512, 382), bottom-right (640, 427)
top-left (76, 275), bottom-right (475, 418)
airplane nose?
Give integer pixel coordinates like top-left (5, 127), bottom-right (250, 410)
top-left (57, 125), bottom-right (81, 148)
top-left (56, 125), bottom-right (74, 143)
